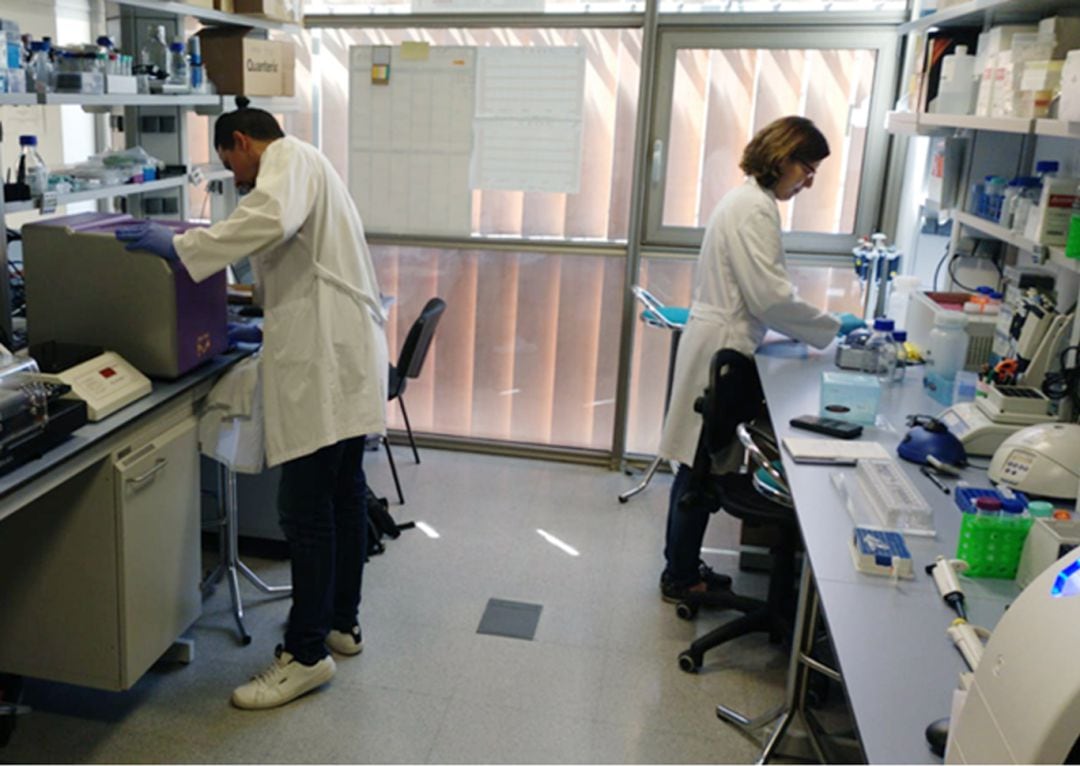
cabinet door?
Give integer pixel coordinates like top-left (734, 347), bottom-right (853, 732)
top-left (114, 416), bottom-right (201, 688)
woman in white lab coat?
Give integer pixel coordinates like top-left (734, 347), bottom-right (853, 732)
top-left (118, 105), bottom-right (388, 710)
top-left (657, 116), bottom-right (864, 602)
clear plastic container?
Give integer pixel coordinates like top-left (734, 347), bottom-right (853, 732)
top-left (17, 135), bottom-right (48, 196)
top-left (983, 176), bottom-right (1008, 222)
top-left (140, 25), bottom-right (169, 74)
top-left (885, 275), bottom-right (919, 329)
top-left (862, 317), bottom-right (898, 384)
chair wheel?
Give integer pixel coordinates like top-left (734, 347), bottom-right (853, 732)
top-left (675, 601), bottom-right (698, 620)
top-left (618, 496), bottom-right (628, 504)
top-left (678, 652), bottom-right (700, 673)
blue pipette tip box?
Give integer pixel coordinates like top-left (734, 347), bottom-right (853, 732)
top-left (850, 526), bottom-right (914, 578)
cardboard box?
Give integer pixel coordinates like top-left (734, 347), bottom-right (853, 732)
top-left (186, 0), bottom-right (215, 8)
top-left (214, 0), bottom-right (235, 12)
top-left (983, 24), bottom-right (1038, 57)
top-left (233, 0), bottom-right (299, 22)
top-left (196, 28), bottom-right (294, 97)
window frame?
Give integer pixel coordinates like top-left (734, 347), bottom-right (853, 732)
top-left (643, 21), bottom-right (901, 256)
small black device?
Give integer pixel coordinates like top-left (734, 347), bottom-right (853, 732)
top-left (789, 415), bottom-right (863, 439)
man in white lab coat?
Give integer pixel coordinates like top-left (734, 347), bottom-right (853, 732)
top-left (656, 116), bottom-right (864, 604)
top-left (117, 105), bottom-right (388, 710)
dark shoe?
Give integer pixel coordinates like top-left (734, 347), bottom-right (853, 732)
top-left (660, 565), bottom-right (733, 604)
top-left (698, 561), bottom-right (732, 590)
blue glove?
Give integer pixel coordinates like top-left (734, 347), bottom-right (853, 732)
top-left (115, 221), bottom-right (179, 262)
top-left (835, 312), bottom-right (866, 337)
top-left (227, 322), bottom-right (263, 346)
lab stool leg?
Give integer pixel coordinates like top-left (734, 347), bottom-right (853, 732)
top-left (202, 465), bottom-right (292, 646)
top-left (715, 563), bottom-right (835, 764)
top-left (618, 455), bottom-right (663, 503)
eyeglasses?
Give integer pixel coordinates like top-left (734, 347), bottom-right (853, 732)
top-left (796, 159), bottom-right (817, 179)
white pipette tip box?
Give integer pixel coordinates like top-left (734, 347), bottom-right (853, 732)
top-left (850, 526), bottom-right (914, 579)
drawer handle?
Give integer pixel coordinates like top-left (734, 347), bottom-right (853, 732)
top-left (127, 458), bottom-right (167, 488)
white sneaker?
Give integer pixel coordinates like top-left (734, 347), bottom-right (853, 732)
top-left (231, 646), bottom-right (336, 710)
top-left (326, 625), bottom-right (364, 656)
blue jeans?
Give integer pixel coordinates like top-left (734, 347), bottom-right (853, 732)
top-left (277, 436), bottom-right (368, 665)
top-left (663, 464), bottom-right (713, 587)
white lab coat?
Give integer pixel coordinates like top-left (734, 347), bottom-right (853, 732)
top-left (657, 178), bottom-right (840, 467)
top-left (175, 136), bottom-right (388, 467)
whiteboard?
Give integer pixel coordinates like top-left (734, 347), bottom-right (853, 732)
top-left (470, 47), bottom-right (586, 193)
top-left (348, 45), bottom-right (476, 237)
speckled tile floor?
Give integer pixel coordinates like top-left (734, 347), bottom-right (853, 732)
top-left (0, 448), bottom-right (834, 764)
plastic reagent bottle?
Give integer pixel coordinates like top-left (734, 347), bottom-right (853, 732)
top-left (18, 135), bottom-right (49, 196)
top-left (140, 25), bottom-right (170, 74)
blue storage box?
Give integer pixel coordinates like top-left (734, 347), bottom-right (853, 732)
top-left (820, 371), bottom-right (881, 426)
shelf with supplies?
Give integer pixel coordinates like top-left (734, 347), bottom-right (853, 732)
top-left (1033, 119), bottom-right (1080, 139)
top-left (110, 0), bottom-right (301, 33)
top-left (0, 94), bottom-right (38, 107)
top-left (884, 110), bottom-right (1036, 136)
top-left (952, 210), bottom-right (1080, 275)
top-left (195, 95), bottom-right (300, 115)
top-left (899, 0), bottom-right (1080, 34)
top-left (3, 175), bottom-right (190, 215)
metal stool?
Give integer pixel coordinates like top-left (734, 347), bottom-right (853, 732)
top-left (201, 464), bottom-right (291, 645)
top-left (619, 286), bottom-right (688, 503)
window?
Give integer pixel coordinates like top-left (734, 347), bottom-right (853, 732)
top-left (318, 26), bottom-right (641, 242)
top-left (645, 26), bottom-right (899, 254)
top-left (376, 244), bottom-right (624, 449)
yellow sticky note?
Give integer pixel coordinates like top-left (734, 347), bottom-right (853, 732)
top-left (371, 64), bottom-right (390, 84)
top-left (401, 41), bottom-right (430, 61)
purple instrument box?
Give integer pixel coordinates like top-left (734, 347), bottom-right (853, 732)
top-left (22, 213), bottom-right (228, 379)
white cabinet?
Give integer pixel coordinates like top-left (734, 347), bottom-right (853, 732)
top-left (0, 403), bottom-right (200, 691)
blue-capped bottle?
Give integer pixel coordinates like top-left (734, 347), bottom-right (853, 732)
top-left (862, 317), bottom-right (898, 384)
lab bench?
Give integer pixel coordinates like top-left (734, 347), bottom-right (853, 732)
top-left (0, 351), bottom-right (247, 691)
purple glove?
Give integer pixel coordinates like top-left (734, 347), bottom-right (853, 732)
top-left (227, 322), bottom-right (263, 346)
top-left (115, 221), bottom-right (179, 262)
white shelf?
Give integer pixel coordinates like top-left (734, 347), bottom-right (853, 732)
top-left (3, 176), bottom-right (188, 215)
top-left (40, 92), bottom-right (221, 109)
top-left (196, 95), bottom-right (300, 115)
top-left (884, 110), bottom-right (920, 135)
top-left (0, 94), bottom-right (38, 107)
top-left (1047, 246), bottom-right (1080, 274)
top-left (1034, 119), bottom-right (1080, 139)
top-left (110, 0), bottom-right (301, 33)
top-left (900, 0), bottom-right (1080, 33)
top-left (919, 113), bottom-right (1033, 134)
top-left (953, 210), bottom-right (1043, 253)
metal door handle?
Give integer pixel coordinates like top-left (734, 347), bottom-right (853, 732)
top-left (127, 458), bottom-right (167, 488)
top-left (651, 139), bottom-right (664, 185)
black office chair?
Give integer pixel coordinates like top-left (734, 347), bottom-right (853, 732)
top-left (381, 297), bottom-right (447, 505)
top-left (675, 348), bottom-right (803, 674)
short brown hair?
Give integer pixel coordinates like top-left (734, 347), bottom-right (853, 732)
top-left (739, 116), bottom-right (830, 189)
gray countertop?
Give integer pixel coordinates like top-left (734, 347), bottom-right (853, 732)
top-left (756, 337), bottom-right (1018, 764)
top-left (0, 350), bottom-right (249, 521)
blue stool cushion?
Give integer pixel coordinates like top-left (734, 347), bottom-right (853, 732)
top-left (642, 306), bottom-right (689, 328)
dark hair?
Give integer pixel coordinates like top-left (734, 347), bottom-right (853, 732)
top-left (213, 96), bottom-right (285, 150)
top-left (739, 116), bottom-right (830, 189)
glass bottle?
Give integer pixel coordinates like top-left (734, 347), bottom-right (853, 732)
top-left (167, 41), bottom-right (188, 87)
top-left (17, 135), bottom-right (49, 196)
